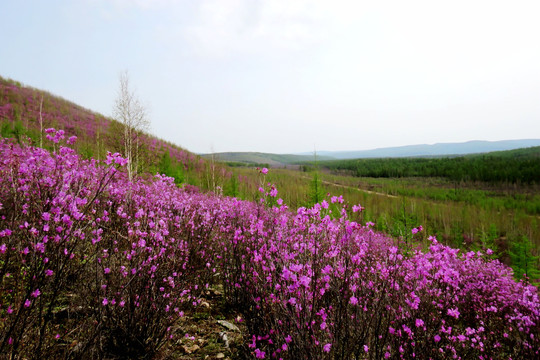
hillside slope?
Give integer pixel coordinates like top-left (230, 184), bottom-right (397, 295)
top-left (0, 75), bottom-right (220, 188)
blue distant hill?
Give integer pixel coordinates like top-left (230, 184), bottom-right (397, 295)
top-left (310, 140), bottom-right (540, 159)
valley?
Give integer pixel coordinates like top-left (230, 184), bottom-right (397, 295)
top-left (1, 76), bottom-right (539, 359)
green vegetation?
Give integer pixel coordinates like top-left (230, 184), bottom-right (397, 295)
top-left (309, 170), bottom-right (325, 205)
top-left (157, 150), bottom-right (184, 184)
top-left (313, 149), bottom-right (540, 184)
top-left (201, 151), bottom-right (334, 167)
top-left (1, 75), bottom-right (538, 285)
top-left (509, 236), bottom-right (540, 281)
top-left (224, 161), bottom-right (270, 168)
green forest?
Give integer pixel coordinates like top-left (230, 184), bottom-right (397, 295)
top-left (312, 149), bottom-right (540, 184)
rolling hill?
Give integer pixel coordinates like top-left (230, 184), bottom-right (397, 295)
top-left (308, 140), bottom-right (540, 159)
top-left (200, 151), bottom-right (335, 167)
top-left (204, 140), bottom-right (540, 167)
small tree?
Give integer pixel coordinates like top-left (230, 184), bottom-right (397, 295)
top-left (509, 235), bottom-right (540, 283)
top-left (225, 171), bottom-right (239, 197)
top-left (309, 151), bottom-right (325, 206)
top-left (112, 71), bottom-right (149, 181)
top-left (310, 170), bottom-right (324, 205)
top-left (475, 223), bottom-right (500, 259)
top-left (39, 95), bottom-right (44, 147)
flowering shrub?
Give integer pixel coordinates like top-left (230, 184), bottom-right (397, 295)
top-left (0, 135), bottom-right (226, 358)
top-left (0, 135), bottom-right (539, 359)
top-left (219, 204), bottom-right (540, 359)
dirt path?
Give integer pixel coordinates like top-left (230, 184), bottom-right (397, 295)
top-left (321, 179), bottom-right (399, 198)
top-left (300, 175), bottom-right (398, 199)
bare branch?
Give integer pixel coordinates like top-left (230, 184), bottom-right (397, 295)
top-left (112, 71), bottom-right (150, 181)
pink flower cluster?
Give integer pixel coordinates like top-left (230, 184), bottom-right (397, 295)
top-left (0, 134), bottom-right (538, 359)
top-left (44, 128), bottom-right (65, 144)
top-left (411, 225), bottom-right (423, 234)
top-left (105, 151), bottom-right (129, 166)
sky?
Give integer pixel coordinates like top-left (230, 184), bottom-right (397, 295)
top-left (1, 0), bottom-right (539, 154)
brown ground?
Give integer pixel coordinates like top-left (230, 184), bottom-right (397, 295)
top-left (158, 287), bottom-right (249, 360)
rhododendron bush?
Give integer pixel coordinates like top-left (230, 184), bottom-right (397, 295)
top-left (0, 134), bottom-right (539, 359)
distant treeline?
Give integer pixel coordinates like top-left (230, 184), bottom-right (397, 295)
top-left (315, 148), bottom-right (540, 184)
top-left (225, 161), bottom-right (270, 168)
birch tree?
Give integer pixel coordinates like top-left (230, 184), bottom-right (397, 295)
top-left (112, 71), bottom-right (149, 181)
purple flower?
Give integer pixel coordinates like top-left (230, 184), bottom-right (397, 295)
top-left (288, 297), bottom-right (296, 305)
top-left (254, 348), bottom-right (266, 358)
top-left (447, 307), bottom-right (460, 319)
top-left (323, 343), bottom-right (331, 352)
top-left (285, 335), bottom-right (292, 343)
top-left (67, 136), bottom-right (77, 145)
top-left (0, 229), bottom-right (12, 237)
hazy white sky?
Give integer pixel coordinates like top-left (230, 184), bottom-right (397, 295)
top-left (1, 0), bottom-right (539, 153)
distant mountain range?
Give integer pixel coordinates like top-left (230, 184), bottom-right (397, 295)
top-left (205, 140), bottom-right (540, 167)
top-left (310, 140), bottom-right (540, 159)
